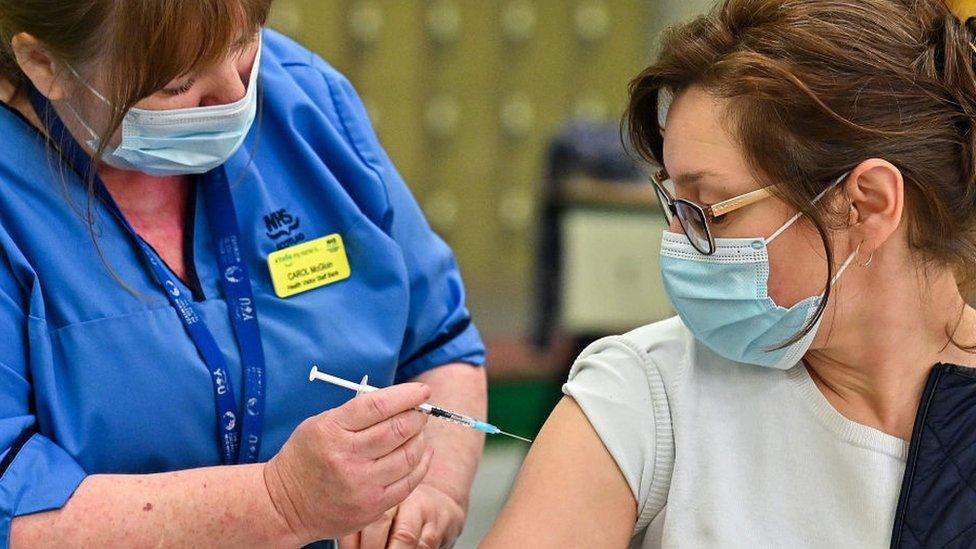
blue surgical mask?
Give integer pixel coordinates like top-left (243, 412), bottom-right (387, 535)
top-left (659, 176), bottom-right (856, 369)
top-left (64, 37), bottom-right (262, 177)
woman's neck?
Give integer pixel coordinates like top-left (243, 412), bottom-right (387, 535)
top-left (99, 167), bottom-right (188, 221)
top-left (805, 261), bottom-right (976, 440)
top-left (99, 167), bottom-right (191, 280)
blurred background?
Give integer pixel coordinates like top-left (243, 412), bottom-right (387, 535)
top-left (267, 1), bottom-right (714, 545)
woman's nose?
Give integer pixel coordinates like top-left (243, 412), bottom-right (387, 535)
top-left (198, 62), bottom-right (250, 107)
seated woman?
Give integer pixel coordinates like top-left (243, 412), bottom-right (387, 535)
top-left (483, 0), bottom-right (976, 546)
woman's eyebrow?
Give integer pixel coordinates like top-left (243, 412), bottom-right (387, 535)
top-left (673, 170), bottom-right (719, 186)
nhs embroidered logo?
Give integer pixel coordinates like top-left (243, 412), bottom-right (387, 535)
top-left (264, 208), bottom-right (306, 250)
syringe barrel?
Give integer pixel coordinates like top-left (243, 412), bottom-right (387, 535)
top-left (425, 406), bottom-right (475, 426)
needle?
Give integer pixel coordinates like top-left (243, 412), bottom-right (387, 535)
top-left (308, 365), bottom-right (534, 443)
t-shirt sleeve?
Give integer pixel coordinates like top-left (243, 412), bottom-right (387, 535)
top-left (316, 62), bottom-right (486, 382)
top-left (562, 335), bottom-right (673, 533)
top-left (0, 261), bottom-right (86, 545)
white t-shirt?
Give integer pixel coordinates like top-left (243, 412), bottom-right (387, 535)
top-left (562, 316), bottom-right (909, 548)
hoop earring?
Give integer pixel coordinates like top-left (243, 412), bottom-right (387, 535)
top-left (856, 243), bottom-right (874, 268)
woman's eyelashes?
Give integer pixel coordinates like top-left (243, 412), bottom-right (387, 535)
top-left (161, 78), bottom-right (196, 97)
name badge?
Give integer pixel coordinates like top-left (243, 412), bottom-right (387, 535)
top-left (268, 234), bottom-right (351, 298)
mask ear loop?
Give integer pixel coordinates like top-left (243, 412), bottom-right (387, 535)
top-left (60, 64), bottom-right (116, 150)
top-left (765, 209), bottom-right (805, 244)
top-left (60, 100), bottom-right (102, 145)
top-left (831, 243), bottom-right (861, 285)
top-left (65, 65), bottom-right (112, 105)
top-left (762, 171), bottom-right (858, 286)
top-left (765, 172), bottom-right (851, 245)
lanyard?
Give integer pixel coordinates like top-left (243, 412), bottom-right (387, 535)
top-left (28, 88), bottom-right (267, 465)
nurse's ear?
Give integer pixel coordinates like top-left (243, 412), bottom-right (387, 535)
top-left (844, 158), bottom-right (905, 257)
top-left (10, 33), bottom-right (68, 101)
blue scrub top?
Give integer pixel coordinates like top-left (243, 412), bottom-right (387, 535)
top-left (0, 29), bottom-right (485, 540)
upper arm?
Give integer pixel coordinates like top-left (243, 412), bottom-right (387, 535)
top-left (485, 336), bottom-right (674, 547)
top-left (483, 396), bottom-right (637, 548)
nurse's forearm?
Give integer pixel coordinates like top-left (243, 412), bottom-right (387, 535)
top-left (10, 464), bottom-right (302, 548)
top-left (411, 362), bottom-right (488, 509)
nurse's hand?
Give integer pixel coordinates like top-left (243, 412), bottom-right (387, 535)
top-left (262, 383), bottom-right (435, 545)
top-left (338, 483), bottom-right (465, 549)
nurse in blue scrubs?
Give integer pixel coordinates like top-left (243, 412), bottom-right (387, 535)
top-left (0, 2), bottom-right (486, 548)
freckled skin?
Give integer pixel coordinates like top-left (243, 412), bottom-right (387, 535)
top-left (99, 169), bottom-right (191, 282)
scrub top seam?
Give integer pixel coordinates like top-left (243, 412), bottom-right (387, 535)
top-left (397, 317), bottom-right (475, 372)
top-left (0, 359), bottom-right (27, 385)
top-left (319, 69), bottom-right (393, 219)
top-left (279, 59), bottom-right (396, 232)
top-left (43, 304), bottom-right (172, 334)
top-left (182, 177), bottom-right (206, 302)
top-left (0, 98), bottom-right (87, 183)
top-left (325, 79), bottom-right (383, 179)
top-left (0, 430), bottom-right (36, 479)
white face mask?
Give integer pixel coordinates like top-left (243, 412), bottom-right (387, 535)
top-left (64, 36), bottom-right (262, 177)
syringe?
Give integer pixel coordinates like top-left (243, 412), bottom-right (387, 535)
top-left (309, 365), bottom-right (533, 443)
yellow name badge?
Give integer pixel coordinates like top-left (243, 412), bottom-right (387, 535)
top-left (268, 234), bottom-right (352, 298)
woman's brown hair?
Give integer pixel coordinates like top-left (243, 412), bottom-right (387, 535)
top-left (0, 0), bottom-right (273, 152)
top-left (627, 0), bottom-right (976, 343)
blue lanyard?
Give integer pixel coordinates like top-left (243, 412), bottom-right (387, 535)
top-left (28, 88), bottom-right (267, 465)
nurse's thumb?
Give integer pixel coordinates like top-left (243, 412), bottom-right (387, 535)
top-left (334, 383), bottom-right (432, 431)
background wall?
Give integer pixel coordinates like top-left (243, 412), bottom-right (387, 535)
top-left (268, 1), bottom-right (671, 337)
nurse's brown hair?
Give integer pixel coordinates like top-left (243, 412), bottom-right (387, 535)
top-left (626, 0), bottom-right (976, 344)
top-left (0, 0), bottom-right (272, 161)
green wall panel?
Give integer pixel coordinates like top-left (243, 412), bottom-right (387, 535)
top-left (269, 1), bottom-right (654, 335)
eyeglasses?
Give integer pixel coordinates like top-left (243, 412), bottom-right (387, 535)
top-left (650, 168), bottom-right (775, 255)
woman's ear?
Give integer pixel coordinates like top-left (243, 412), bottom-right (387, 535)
top-left (11, 33), bottom-right (68, 101)
top-left (844, 158), bottom-right (904, 254)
